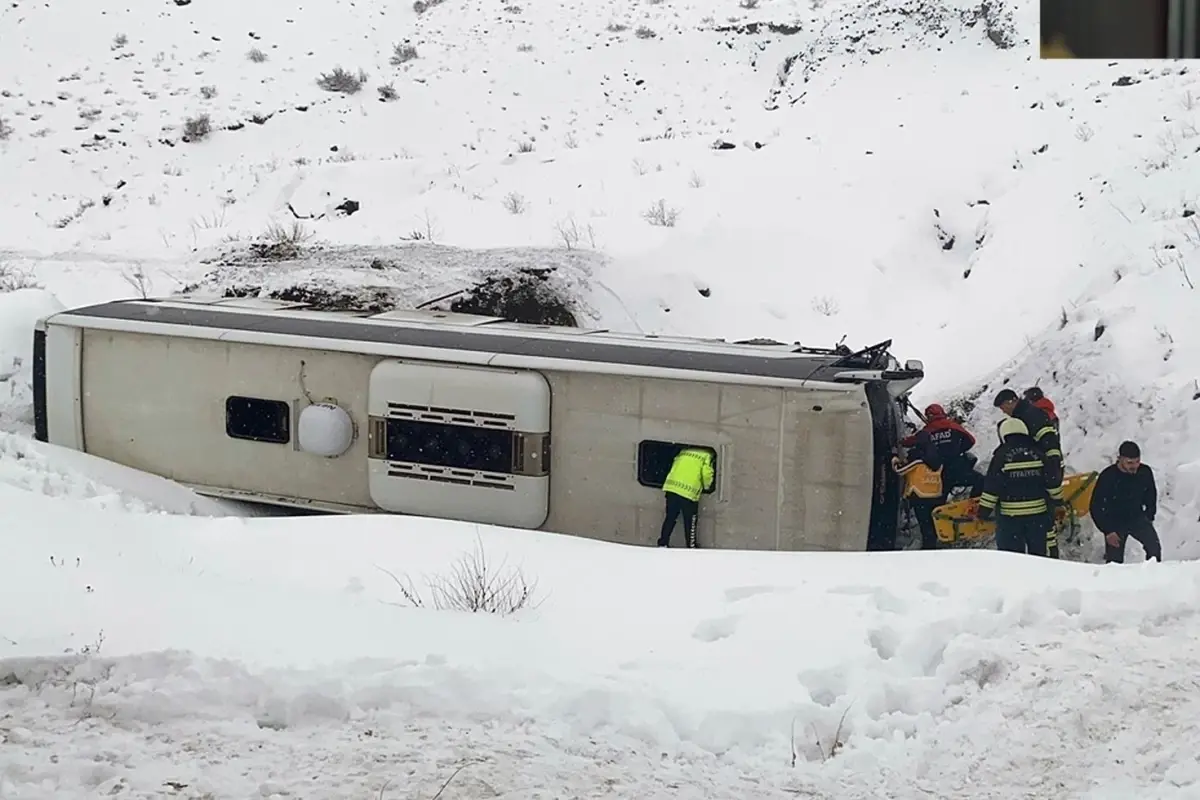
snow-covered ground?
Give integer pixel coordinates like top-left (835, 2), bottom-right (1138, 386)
top-left (3, 0), bottom-right (1200, 795)
top-left (6, 483), bottom-right (1200, 799)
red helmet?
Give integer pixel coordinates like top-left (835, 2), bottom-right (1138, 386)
top-left (924, 403), bottom-right (947, 419)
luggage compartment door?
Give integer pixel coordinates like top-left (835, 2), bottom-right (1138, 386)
top-left (366, 361), bottom-right (551, 529)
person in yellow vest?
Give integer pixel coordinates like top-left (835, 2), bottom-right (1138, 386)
top-left (892, 430), bottom-right (944, 550)
top-left (1041, 34), bottom-right (1076, 58)
top-left (1040, 0), bottom-right (1075, 59)
top-left (656, 447), bottom-right (715, 548)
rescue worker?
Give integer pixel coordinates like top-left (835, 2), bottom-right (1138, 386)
top-left (902, 403), bottom-right (984, 497)
top-left (1041, 34), bottom-right (1076, 58)
top-left (657, 446), bottom-right (715, 548)
top-left (1090, 440), bottom-right (1162, 563)
top-left (892, 430), bottom-right (944, 550)
top-left (993, 388), bottom-right (1065, 506)
top-left (1022, 387), bottom-right (1060, 434)
top-left (976, 417), bottom-right (1058, 558)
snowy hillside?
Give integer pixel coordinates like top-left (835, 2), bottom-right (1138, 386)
top-left (4, 0), bottom-right (1200, 794)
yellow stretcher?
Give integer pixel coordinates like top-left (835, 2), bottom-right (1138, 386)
top-left (931, 471), bottom-right (1099, 545)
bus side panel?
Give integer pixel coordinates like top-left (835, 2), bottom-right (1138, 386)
top-left (778, 385), bottom-right (875, 552)
top-left (863, 383), bottom-right (903, 551)
top-left (43, 323), bottom-right (84, 450)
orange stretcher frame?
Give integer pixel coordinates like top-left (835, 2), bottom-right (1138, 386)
top-left (931, 471), bottom-right (1099, 545)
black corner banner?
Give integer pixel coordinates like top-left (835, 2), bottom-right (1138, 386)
top-left (1040, 0), bottom-right (1170, 59)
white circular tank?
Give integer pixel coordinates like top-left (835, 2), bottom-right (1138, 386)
top-left (297, 402), bottom-right (355, 457)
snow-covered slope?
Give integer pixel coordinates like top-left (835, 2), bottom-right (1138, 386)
top-left (5, 484), bottom-right (1200, 798)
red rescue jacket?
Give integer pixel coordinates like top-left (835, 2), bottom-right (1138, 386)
top-left (902, 417), bottom-right (976, 452)
top-left (1032, 397), bottom-right (1058, 422)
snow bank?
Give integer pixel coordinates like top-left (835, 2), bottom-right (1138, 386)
top-left (2, 492), bottom-right (1200, 797)
top-left (0, 435), bottom-right (259, 517)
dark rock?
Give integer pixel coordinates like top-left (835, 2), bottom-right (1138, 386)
top-left (448, 268), bottom-right (579, 327)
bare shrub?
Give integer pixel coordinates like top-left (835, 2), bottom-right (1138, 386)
top-left (563, 131), bottom-right (579, 149)
top-left (317, 66), bottom-right (368, 94)
top-left (811, 295), bottom-right (839, 316)
top-left (112, 33), bottom-right (128, 50)
top-left (378, 83), bottom-right (398, 102)
top-left (642, 198), bottom-right (679, 227)
top-left (555, 216), bottom-right (596, 250)
top-left (607, 22), bottom-right (629, 32)
top-left (246, 47), bottom-right (268, 63)
top-left (182, 113), bottom-right (212, 141)
top-left (199, 84), bottom-right (218, 100)
top-left (1074, 123), bottom-right (1094, 142)
top-left (687, 171), bottom-right (705, 188)
top-left (121, 266), bottom-right (152, 299)
top-left (378, 537), bottom-right (539, 615)
top-left (791, 703), bottom-right (853, 765)
top-left (502, 191), bottom-right (528, 214)
top-left (0, 262), bottom-right (42, 292)
top-left (739, 0), bottom-right (760, 8)
top-left (516, 43), bottom-right (534, 52)
top-left (390, 42), bottom-right (419, 65)
top-left (635, 25), bottom-right (657, 39)
top-left (516, 140), bottom-right (535, 153)
top-left (250, 220), bottom-right (313, 260)
top-left (0, 117), bottom-right (11, 140)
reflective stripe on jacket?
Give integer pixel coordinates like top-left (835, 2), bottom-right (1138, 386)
top-left (663, 448), bottom-right (715, 502)
top-left (978, 439), bottom-right (1051, 517)
top-left (895, 458), bottom-right (943, 499)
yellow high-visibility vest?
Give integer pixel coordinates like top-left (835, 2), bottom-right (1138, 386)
top-left (1041, 35), bottom-right (1076, 59)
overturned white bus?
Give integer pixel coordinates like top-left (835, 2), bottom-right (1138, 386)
top-left (33, 295), bottom-right (924, 550)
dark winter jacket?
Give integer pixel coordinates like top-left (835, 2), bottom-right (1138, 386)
top-left (1032, 396), bottom-right (1058, 422)
top-left (903, 417), bottom-right (976, 463)
top-left (1090, 463), bottom-right (1157, 534)
top-left (977, 433), bottom-right (1056, 519)
top-left (902, 431), bottom-right (943, 472)
top-left (1031, 396), bottom-right (1062, 436)
top-left (1009, 399), bottom-right (1064, 496)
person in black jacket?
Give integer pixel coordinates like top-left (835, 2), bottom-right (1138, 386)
top-left (994, 388), bottom-right (1064, 505)
top-left (1090, 440), bottom-right (1162, 563)
top-left (893, 430), bottom-right (944, 550)
top-left (976, 417), bottom-right (1058, 557)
